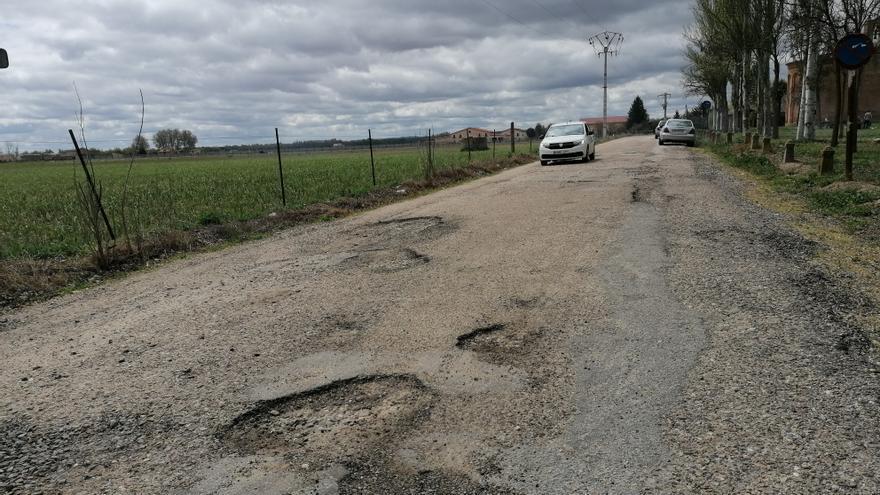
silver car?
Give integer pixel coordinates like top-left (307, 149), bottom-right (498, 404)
top-left (654, 119), bottom-right (666, 139)
top-left (658, 119), bottom-right (696, 147)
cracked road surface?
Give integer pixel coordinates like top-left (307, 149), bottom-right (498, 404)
top-left (2, 136), bottom-right (878, 494)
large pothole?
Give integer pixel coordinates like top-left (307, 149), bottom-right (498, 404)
top-left (221, 375), bottom-right (435, 465)
top-left (342, 247), bottom-right (431, 273)
top-left (346, 216), bottom-right (455, 245)
top-left (455, 323), bottom-right (547, 369)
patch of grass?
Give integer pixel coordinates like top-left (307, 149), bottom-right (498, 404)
top-left (704, 126), bottom-right (880, 229)
top-left (198, 211), bottom-right (225, 226)
top-left (809, 190), bottom-right (880, 217)
top-left (0, 152), bottom-right (534, 308)
top-left (0, 145), bottom-right (514, 260)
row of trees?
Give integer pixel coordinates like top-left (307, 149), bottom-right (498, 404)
top-left (129, 129), bottom-right (199, 154)
top-left (683, 0), bottom-right (879, 179)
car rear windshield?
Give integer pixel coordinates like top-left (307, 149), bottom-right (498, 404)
top-left (667, 120), bottom-right (694, 128)
top-left (546, 124), bottom-right (585, 137)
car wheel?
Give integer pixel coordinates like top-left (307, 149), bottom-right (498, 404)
top-left (687, 142), bottom-right (695, 147)
top-left (540, 160), bottom-right (550, 166)
top-left (589, 148), bottom-right (596, 161)
top-left (658, 139), bottom-right (664, 146)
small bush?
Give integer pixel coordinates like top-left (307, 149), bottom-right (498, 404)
top-left (461, 137), bottom-right (489, 151)
top-left (198, 211), bottom-right (224, 226)
top-left (810, 190), bottom-right (880, 217)
top-left (714, 147), bottom-right (777, 178)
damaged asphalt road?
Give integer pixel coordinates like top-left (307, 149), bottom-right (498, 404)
top-left (1, 136), bottom-right (878, 494)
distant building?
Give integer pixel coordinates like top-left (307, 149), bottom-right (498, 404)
top-left (450, 127), bottom-right (530, 142)
top-left (786, 19), bottom-right (879, 125)
top-left (581, 116), bottom-right (628, 134)
top-left (450, 128), bottom-right (491, 142)
top-left (495, 128), bottom-right (528, 142)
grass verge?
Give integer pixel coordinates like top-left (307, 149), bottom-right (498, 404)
top-left (0, 154), bottom-right (535, 309)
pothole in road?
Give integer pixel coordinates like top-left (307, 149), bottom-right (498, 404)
top-left (220, 375), bottom-right (436, 465)
top-left (348, 216), bottom-right (455, 245)
top-left (631, 184), bottom-right (643, 203)
top-left (456, 324), bottom-right (507, 350)
top-left (0, 317), bottom-right (17, 332)
top-left (625, 165), bottom-right (659, 177)
top-left (455, 323), bottom-right (547, 369)
top-left (343, 247), bottom-right (431, 273)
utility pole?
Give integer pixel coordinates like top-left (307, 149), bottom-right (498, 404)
top-left (589, 31), bottom-right (624, 139)
top-left (658, 92), bottom-right (671, 119)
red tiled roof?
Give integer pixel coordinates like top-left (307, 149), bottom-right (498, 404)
top-left (451, 127), bottom-right (491, 134)
top-left (581, 116), bottom-right (628, 125)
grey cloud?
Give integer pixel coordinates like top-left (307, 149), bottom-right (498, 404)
top-left (1, 0), bottom-right (697, 149)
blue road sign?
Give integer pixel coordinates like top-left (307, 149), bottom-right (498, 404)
top-left (834, 33), bottom-right (874, 70)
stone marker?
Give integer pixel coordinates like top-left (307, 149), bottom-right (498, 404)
top-left (762, 137), bottom-right (773, 154)
top-left (783, 141), bottom-right (796, 163)
top-left (751, 134), bottom-right (762, 150)
top-left (727, 132), bottom-right (733, 145)
top-left (745, 132), bottom-right (753, 147)
top-left (820, 146), bottom-right (835, 175)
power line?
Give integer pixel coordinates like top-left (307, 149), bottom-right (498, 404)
top-left (478, 0), bottom-right (536, 32)
top-left (525, 0), bottom-right (588, 32)
top-left (588, 31), bottom-right (624, 139)
top-left (569, 0), bottom-right (591, 19)
top-left (527, 0), bottom-right (567, 24)
top-left (477, 0), bottom-right (549, 37)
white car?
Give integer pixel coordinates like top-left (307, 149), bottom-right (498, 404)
top-left (539, 122), bottom-right (597, 166)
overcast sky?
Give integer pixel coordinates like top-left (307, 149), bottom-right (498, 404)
top-left (2, 0), bottom-right (696, 150)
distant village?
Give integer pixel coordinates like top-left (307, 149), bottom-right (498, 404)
top-left (0, 116), bottom-right (631, 162)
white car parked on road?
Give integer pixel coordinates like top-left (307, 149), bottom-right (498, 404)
top-left (539, 122), bottom-right (597, 166)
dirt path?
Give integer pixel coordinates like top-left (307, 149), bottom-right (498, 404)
top-left (2, 137), bottom-right (878, 494)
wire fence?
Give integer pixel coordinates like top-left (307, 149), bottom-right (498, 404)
top-left (0, 126), bottom-right (536, 259)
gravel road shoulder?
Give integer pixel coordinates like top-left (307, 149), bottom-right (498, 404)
top-left (651, 150), bottom-right (880, 493)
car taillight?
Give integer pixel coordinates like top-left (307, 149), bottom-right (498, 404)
top-left (688, 128), bottom-right (695, 135)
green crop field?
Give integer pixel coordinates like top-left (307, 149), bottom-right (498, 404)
top-left (0, 144), bottom-right (523, 259)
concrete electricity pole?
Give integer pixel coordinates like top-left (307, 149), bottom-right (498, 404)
top-left (658, 92), bottom-right (671, 119)
top-left (588, 31), bottom-right (624, 139)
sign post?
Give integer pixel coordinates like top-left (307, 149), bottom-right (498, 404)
top-left (833, 33), bottom-right (875, 180)
top-left (700, 100), bottom-right (712, 130)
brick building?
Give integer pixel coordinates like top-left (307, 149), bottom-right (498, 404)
top-left (450, 128), bottom-right (491, 142)
top-left (495, 127), bottom-right (528, 142)
top-left (786, 23), bottom-right (880, 125)
top-left (581, 116), bottom-right (628, 135)
top-left (449, 127), bottom-right (528, 142)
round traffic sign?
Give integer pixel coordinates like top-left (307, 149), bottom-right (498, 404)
top-left (700, 100), bottom-right (712, 111)
top-left (834, 33), bottom-right (875, 70)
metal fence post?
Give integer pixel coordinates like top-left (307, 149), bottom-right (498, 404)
top-left (368, 129), bottom-right (376, 186)
top-left (511, 122), bottom-right (515, 155)
top-left (68, 129), bottom-right (115, 240)
top-left (275, 128), bottom-right (286, 206)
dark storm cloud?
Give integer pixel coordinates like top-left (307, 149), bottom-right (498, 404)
top-left (1, 0), bottom-right (696, 149)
